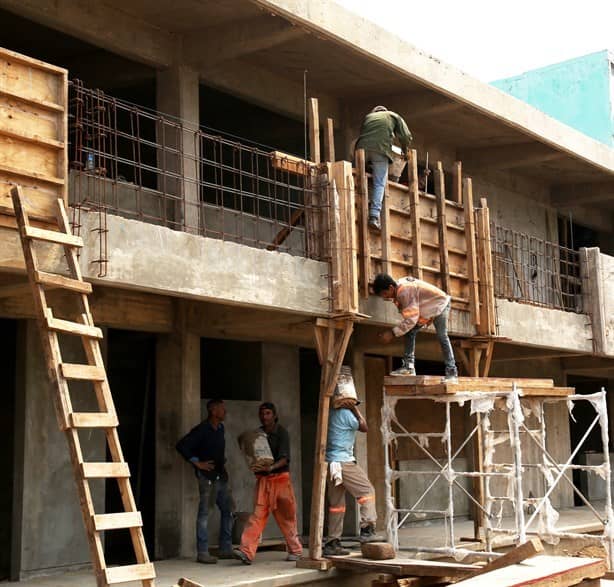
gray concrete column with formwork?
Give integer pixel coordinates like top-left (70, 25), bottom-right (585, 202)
top-left (155, 302), bottom-right (201, 559)
top-left (12, 320), bottom-right (106, 578)
top-left (156, 65), bottom-right (201, 233)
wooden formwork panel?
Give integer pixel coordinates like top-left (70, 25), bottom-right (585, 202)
top-left (362, 179), bottom-right (471, 306)
top-left (0, 47), bottom-right (67, 228)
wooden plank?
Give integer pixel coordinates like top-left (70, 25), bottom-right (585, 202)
top-left (408, 149), bottom-right (423, 278)
top-left (70, 412), bottom-right (118, 428)
top-left (24, 225), bottom-right (82, 247)
top-left (384, 384), bottom-right (574, 397)
top-left (82, 462), bottom-right (131, 478)
top-left (480, 199), bottom-right (496, 335)
top-left (381, 180), bottom-right (392, 276)
top-left (0, 162), bottom-right (63, 186)
top-left (178, 579), bottom-right (205, 587)
top-left (35, 270), bottom-right (92, 294)
top-left (463, 178), bottom-right (480, 327)
top-left (93, 512), bottom-right (143, 531)
top-left (434, 162), bottom-right (450, 293)
top-left (0, 52), bottom-right (62, 104)
top-left (329, 556), bottom-right (479, 578)
top-left (384, 375), bottom-right (555, 388)
top-left (46, 312), bottom-right (103, 339)
top-left (105, 562), bottom-right (156, 584)
top-left (347, 170), bottom-right (359, 313)
top-left (296, 558), bottom-right (333, 570)
top-left (453, 556), bottom-right (605, 587)
top-left (270, 150), bottom-right (312, 175)
top-left (324, 117), bottom-right (335, 162)
top-left (356, 149), bottom-right (371, 298)
top-left (60, 363), bottom-right (106, 381)
top-left (468, 538), bottom-right (544, 578)
top-left (308, 97), bottom-right (321, 164)
top-left (452, 161), bottom-right (462, 204)
top-left (0, 87), bottom-right (63, 113)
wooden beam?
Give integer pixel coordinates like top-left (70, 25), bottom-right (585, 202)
top-left (308, 97), bottom-right (321, 164)
top-left (434, 162), bottom-right (450, 293)
top-left (355, 149), bottom-right (371, 298)
top-left (324, 118), bottom-right (335, 162)
top-left (463, 178), bottom-right (480, 328)
top-left (468, 538), bottom-right (544, 578)
top-left (381, 182), bottom-right (392, 276)
top-left (452, 161), bottom-right (462, 204)
top-left (408, 149), bottom-right (423, 279)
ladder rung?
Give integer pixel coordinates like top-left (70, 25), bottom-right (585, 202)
top-left (47, 315), bottom-right (103, 339)
top-left (105, 562), bottom-right (155, 584)
top-left (82, 463), bottom-right (131, 479)
top-left (60, 363), bottom-right (106, 381)
top-left (24, 225), bottom-right (83, 247)
top-left (70, 412), bottom-right (118, 428)
top-left (93, 512), bottom-right (143, 531)
top-left (35, 270), bottom-right (92, 294)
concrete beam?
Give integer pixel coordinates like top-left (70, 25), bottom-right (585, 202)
top-left (184, 16), bottom-right (305, 69)
top-left (200, 59), bottom-right (341, 122)
top-left (249, 0), bottom-right (614, 177)
top-left (551, 181), bottom-right (614, 207)
top-left (0, 0), bottom-right (176, 68)
top-left (459, 142), bottom-right (566, 170)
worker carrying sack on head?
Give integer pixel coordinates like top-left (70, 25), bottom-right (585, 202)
top-left (233, 402), bottom-right (303, 565)
top-left (323, 388), bottom-right (381, 556)
top-left (355, 106), bottom-right (412, 232)
top-left (373, 273), bottom-right (458, 382)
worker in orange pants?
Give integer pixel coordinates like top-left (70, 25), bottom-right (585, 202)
top-left (234, 403), bottom-right (303, 564)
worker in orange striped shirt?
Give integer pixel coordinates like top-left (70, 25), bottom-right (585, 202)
top-left (373, 273), bottom-right (458, 381)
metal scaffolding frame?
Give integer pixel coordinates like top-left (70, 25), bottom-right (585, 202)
top-left (382, 385), bottom-right (613, 567)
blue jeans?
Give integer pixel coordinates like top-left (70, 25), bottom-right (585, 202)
top-left (403, 301), bottom-right (457, 375)
top-left (366, 150), bottom-right (389, 220)
top-left (197, 475), bottom-right (234, 555)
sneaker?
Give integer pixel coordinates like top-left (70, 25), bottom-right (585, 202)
top-left (286, 553), bottom-right (302, 562)
top-left (232, 548), bottom-right (252, 565)
top-left (217, 550), bottom-right (234, 560)
top-left (322, 539), bottom-right (350, 556)
top-left (368, 217), bottom-right (381, 231)
top-left (196, 552), bottom-right (218, 564)
top-left (359, 524), bottom-right (382, 543)
top-left (390, 365), bottom-right (416, 376)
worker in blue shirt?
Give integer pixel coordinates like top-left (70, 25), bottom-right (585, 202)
top-left (176, 398), bottom-right (234, 564)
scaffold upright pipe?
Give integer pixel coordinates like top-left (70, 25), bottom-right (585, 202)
top-left (508, 384), bottom-right (527, 544)
top-left (597, 388), bottom-right (614, 569)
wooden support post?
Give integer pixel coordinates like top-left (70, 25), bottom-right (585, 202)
top-left (453, 161), bottom-right (462, 204)
top-left (408, 149), bottom-right (423, 279)
top-left (307, 318), bottom-right (354, 562)
top-left (324, 118), bottom-right (335, 163)
top-left (480, 198), bottom-right (496, 335)
top-left (434, 162), bottom-right (450, 293)
top-left (347, 171), bottom-right (359, 313)
top-left (355, 149), bottom-right (371, 298)
top-left (463, 178), bottom-right (480, 328)
top-left (381, 181), bottom-right (392, 276)
top-left (308, 97), bottom-right (321, 164)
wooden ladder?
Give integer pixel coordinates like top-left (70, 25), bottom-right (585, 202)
top-left (10, 187), bottom-right (155, 587)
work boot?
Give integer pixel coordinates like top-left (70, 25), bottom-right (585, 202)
top-left (286, 552), bottom-right (302, 562)
top-left (232, 548), bottom-right (252, 565)
top-left (322, 539), bottom-right (350, 556)
top-left (196, 552), bottom-right (218, 564)
top-left (368, 216), bottom-right (381, 231)
top-left (390, 359), bottom-right (416, 376)
top-left (359, 524), bottom-right (383, 543)
top-left (217, 550), bottom-right (234, 560)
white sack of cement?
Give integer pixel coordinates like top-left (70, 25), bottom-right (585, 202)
top-left (238, 430), bottom-right (274, 468)
top-left (332, 365), bottom-right (358, 408)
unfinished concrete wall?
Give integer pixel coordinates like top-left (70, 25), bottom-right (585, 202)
top-left (13, 321), bottom-right (105, 577)
top-left (583, 248), bottom-right (614, 358)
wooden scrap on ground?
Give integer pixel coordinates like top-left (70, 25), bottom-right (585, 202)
top-left (361, 542), bottom-right (396, 560)
top-left (452, 555), bottom-right (606, 587)
top-left (466, 538), bottom-right (544, 578)
top-left (328, 555), bottom-right (480, 578)
top-left (177, 578), bottom-right (204, 587)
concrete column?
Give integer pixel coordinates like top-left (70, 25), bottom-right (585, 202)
top-left (155, 301), bottom-right (201, 559)
top-left (13, 321), bottom-right (105, 578)
top-left (156, 65), bottom-right (201, 234)
top-left (261, 343), bottom-right (303, 533)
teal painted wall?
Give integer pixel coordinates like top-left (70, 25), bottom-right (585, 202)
top-left (492, 50), bottom-right (614, 147)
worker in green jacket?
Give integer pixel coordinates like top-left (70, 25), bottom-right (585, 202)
top-left (356, 106), bottom-right (412, 230)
